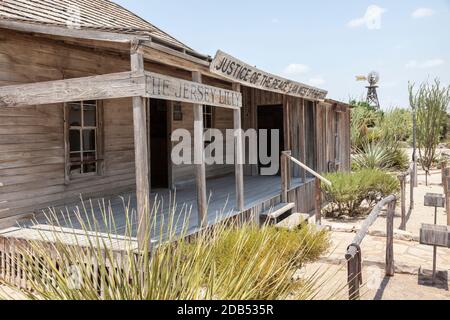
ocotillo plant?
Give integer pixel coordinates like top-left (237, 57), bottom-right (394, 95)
top-left (409, 79), bottom-right (450, 185)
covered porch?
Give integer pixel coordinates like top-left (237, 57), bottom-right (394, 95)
top-left (31, 174), bottom-right (309, 242)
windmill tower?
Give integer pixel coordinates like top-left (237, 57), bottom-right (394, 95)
top-left (356, 71), bottom-right (381, 109)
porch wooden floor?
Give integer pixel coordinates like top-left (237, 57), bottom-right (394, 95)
top-left (28, 174), bottom-right (305, 242)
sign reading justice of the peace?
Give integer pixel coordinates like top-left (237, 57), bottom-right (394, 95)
top-left (210, 50), bottom-right (328, 101)
top-left (145, 71), bottom-right (242, 109)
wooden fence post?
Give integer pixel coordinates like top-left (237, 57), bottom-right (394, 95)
top-left (443, 165), bottom-right (450, 226)
top-left (346, 245), bottom-right (361, 300)
top-left (410, 168), bottom-right (415, 210)
top-left (386, 200), bottom-right (396, 277)
top-left (315, 178), bottom-right (322, 225)
top-left (398, 175), bottom-right (406, 230)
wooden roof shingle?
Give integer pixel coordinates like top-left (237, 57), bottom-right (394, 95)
top-left (0, 0), bottom-right (194, 51)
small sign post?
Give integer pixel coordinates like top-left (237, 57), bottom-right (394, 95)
top-left (423, 193), bottom-right (446, 284)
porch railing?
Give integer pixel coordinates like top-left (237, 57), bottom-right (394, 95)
top-left (345, 195), bottom-right (397, 300)
top-left (280, 151), bottom-right (332, 225)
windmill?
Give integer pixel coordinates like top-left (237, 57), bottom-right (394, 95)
top-left (356, 71), bottom-right (381, 109)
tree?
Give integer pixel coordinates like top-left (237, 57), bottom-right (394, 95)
top-left (409, 79), bottom-right (450, 185)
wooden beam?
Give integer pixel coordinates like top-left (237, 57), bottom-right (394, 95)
top-left (192, 71), bottom-right (208, 228)
top-left (0, 19), bottom-right (149, 43)
top-left (233, 83), bottom-right (245, 212)
top-left (131, 47), bottom-right (151, 251)
top-left (0, 71), bottom-right (146, 108)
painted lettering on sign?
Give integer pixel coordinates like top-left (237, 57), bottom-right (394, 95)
top-left (210, 50), bottom-right (328, 101)
top-left (145, 71), bottom-right (242, 109)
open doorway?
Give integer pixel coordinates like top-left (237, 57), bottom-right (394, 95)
top-left (257, 105), bottom-right (284, 175)
top-left (149, 99), bottom-right (169, 189)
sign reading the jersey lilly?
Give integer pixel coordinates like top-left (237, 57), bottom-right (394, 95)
top-left (210, 50), bottom-right (328, 101)
top-left (146, 71), bottom-right (242, 109)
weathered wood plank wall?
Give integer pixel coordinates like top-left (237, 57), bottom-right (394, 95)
top-left (0, 30), bottom-right (238, 226)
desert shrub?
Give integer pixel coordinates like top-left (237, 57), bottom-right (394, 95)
top-left (352, 141), bottom-right (409, 171)
top-left (350, 103), bottom-right (383, 149)
top-left (1, 200), bottom-right (331, 301)
top-left (322, 169), bottom-right (400, 218)
top-left (380, 108), bottom-right (413, 144)
top-left (185, 224), bottom-right (330, 299)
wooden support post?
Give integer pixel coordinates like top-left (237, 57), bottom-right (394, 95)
top-left (131, 46), bottom-right (150, 251)
top-left (398, 175), bottom-right (406, 230)
top-left (281, 151), bottom-right (291, 203)
top-left (233, 83), bottom-right (245, 212)
top-left (192, 71), bottom-right (208, 228)
top-left (283, 96), bottom-right (292, 182)
top-left (386, 200), bottom-right (396, 277)
top-left (315, 177), bottom-right (322, 225)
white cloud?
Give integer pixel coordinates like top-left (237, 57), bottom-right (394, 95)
top-left (412, 8), bottom-right (435, 18)
top-left (308, 76), bottom-right (326, 87)
top-left (283, 64), bottom-right (310, 75)
top-left (348, 5), bottom-right (387, 30)
top-left (406, 58), bottom-right (445, 69)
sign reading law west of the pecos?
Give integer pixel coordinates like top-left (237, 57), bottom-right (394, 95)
top-left (210, 50), bottom-right (328, 101)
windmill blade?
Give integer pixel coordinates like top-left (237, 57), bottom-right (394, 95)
top-left (356, 76), bottom-right (367, 81)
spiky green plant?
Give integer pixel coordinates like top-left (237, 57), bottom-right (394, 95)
top-left (0, 197), bottom-right (337, 300)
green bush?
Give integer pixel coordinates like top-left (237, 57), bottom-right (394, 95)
top-left (323, 169), bottom-right (400, 218)
top-left (380, 108), bottom-right (413, 144)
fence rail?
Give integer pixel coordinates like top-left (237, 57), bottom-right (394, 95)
top-left (345, 195), bottom-right (397, 300)
top-left (280, 151), bottom-right (332, 225)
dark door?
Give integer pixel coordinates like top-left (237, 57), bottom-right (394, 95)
top-left (257, 105), bottom-right (284, 175)
top-left (150, 99), bottom-right (169, 189)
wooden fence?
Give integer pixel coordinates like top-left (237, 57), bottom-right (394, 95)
top-left (345, 195), bottom-right (397, 300)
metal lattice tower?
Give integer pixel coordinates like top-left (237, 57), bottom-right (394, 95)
top-left (366, 72), bottom-right (381, 109)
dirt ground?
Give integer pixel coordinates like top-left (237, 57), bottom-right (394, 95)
top-left (313, 153), bottom-right (450, 300)
top-left (2, 151), bottom-right (450, 300)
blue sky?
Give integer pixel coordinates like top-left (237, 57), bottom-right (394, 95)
top-left (115, 0), bottom-right (450, 109)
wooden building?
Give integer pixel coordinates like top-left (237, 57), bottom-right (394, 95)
top-left (0, 0), bottom-right (351, 245)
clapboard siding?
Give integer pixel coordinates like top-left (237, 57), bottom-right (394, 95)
top-left (0, 30), bottom-right (137, 225)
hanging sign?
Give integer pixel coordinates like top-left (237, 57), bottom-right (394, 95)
top-left (210, 50), bottom-right (328, 101)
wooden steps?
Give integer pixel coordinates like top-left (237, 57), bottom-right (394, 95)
top-left (260, 202), bottom-right (295, 222)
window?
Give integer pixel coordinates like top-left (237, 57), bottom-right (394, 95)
top-left (334, 112), bottom-right (341, 164)
top-left (203, 105), bottom-right (213, 129)
top-left (203, 105), bottom-right (214, 145)
top-left (173, 102), bottom-right (183, 121)
top-left (67, 101), bottom-right (98, 178)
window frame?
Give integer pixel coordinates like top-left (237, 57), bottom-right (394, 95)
top-left (203, 105), bottom-right (215, 145)
top-left (64, 100), bottom-right (104, 183)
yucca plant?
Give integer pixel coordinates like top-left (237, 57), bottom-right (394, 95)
top-left (0, 196), bottom-right (337, 300)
